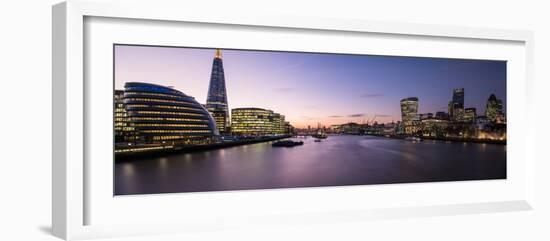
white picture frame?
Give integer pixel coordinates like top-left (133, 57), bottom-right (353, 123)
top-left (52, 0), bottom-right (535, 240)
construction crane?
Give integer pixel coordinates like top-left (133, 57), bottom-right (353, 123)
top-left (368, 115), bottom-right (380, 125)
top-left (368, 115), bottom-right (390, 125)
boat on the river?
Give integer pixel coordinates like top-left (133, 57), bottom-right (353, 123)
top-left (272, 140), bottom-right (304, 147)
top-left (405, 136), bottom-right (423, 142)
top-left (314, 139), bottom-right (322, 142)
top-left (312, 133), bottom-right (327, 139)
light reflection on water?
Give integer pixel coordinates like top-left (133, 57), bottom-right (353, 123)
top-left (115, 135), bottom-right (506, 195)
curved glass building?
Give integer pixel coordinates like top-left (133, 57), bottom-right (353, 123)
top-left (123, 82), bottom-right (219, 145)
top-left (485, 94), bottom-right (503, 122)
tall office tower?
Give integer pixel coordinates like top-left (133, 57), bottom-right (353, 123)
top-left (400, 97), bottom-right (419, 123)
top-left (400, 97), bottom-right (419, 135)
top-left (450, 88), bottom-right (465, 122)
top-left (206, 49), bottom-right (230, 135)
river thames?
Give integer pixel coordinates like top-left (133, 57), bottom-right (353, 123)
top-left (115, 135), bottom-right (506, 195)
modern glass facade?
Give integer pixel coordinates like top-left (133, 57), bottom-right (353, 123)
top-left (114, 90), bottom-right (135, 142)
top-left (121, 82), bottom-right (219, 145)
top-left (449, 88), bottom-right (465, 121)
top-left (231, 108), bottom-right (286, 136)
top-left (464, 107), bottom-right (477, 123)
top-left (206, 49), bottom-right (230, 135)
top-left (420, 118), bottom-right (449, 137)
top-left (400, 97), bottom-right (419, 135)
top-left (272, 113), bottom-right (286, 135)
top-left (485, 94), bottom-right (504, 122)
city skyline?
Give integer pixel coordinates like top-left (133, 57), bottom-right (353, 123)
top-left (114, 45), bottom-right (506, 128)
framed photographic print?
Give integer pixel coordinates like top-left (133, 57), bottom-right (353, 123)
top-left (113, 45), bottom-right (508, 195)
top-left (53, 0), bottom-right (535, 240)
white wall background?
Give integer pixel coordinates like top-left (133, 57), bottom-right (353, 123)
top-left (0, 0), bottom-right (548, 240)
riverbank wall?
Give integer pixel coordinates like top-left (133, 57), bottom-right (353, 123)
top-left (115, 135), bottom-right (291, 161)
top-left (365, 134), bottom-right (506, 145)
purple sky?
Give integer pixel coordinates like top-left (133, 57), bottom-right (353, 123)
top-left (115, 45), bottom-right (506, 128)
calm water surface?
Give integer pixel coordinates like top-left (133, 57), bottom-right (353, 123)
top-left (115, 135), bottom-right (506, 195)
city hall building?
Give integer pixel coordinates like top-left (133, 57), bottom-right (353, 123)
top-left (119, 82), bottom-right (219, 145)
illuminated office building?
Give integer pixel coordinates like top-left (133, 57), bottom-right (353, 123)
top-left (114, 90), bottom-right (135, 142)
top-left (401, 97), bottom-right (419, 122)
top-left (123, 82), bottom-right (219, 144)
top-left (420, 118), bottom-right (449, 137)
top-left (400, 97), bottom-right (419, 135)
top-left (464, 107), bottom-right (477, 123)
top-left (449, 88), bottom-right (465, 122)
top-left (485, 94), bottom-right (504, 122)
top-left (272, 113), bottom-right (286, 135)
top-left (231, 108), bottom-right (285, 136)
top-left (206, 49), bottom-right (230, 135)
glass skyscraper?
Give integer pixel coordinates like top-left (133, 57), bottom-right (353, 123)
top-left (400, 97), bottom-right (419, 135)
top-left (449, 88), bottom-right (465, 121)
top-left (206, 49), bottom-right (230, 134)
top-left (485, 94), bottom-right (504, 122)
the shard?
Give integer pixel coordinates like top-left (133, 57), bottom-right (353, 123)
top-left (206, 49), bottom-right (229, 134)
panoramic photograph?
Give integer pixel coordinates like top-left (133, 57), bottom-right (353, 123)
top-left (113, 44), bottom-right (507, 195)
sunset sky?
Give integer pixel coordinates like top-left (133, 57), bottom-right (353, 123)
top-left (114, 45), bottom-right (506, 128)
